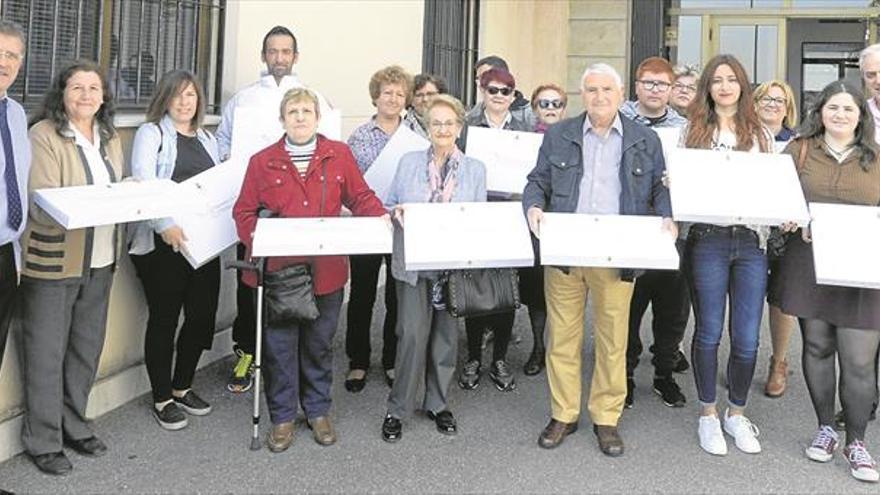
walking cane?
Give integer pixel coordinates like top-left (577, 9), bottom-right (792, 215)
top-left (225, 208), bottom-right (274, 450)
top-left (225, 255), bottom-right (265, 450)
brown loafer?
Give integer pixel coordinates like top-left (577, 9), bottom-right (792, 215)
top-left (309, 416), bottom-right (337, 446)
top-left (538, 419), bottom-right (578, 449)
top-left (267, 421), bottom-right (295, 452)
top-left (593, 424), bottom-right (624, 457)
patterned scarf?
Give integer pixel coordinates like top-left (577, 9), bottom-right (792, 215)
top-left (426, 146), bottom-right (462, 203)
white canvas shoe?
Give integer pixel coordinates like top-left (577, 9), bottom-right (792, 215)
top-left (698, 415), bottom-right (728, 456)
top-left (723, 409), bottom-right (762, 454)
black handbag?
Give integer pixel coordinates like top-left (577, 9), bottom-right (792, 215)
top-left (263, 263), bottom-right (320, 323)
top-left (445, 268), bottom-right (521, 318)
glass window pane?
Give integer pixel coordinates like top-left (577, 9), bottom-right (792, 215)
top-left (719, 25), bottom-right (756, 83)
top-left (756, 25), bottom-right (778, 83)
top-left (681, 0), bottom-right (752, 7)
top-left (679, 0), bottom-right (784, 7)
top-left (791, 0), bottom-right (871, 7)
top-left (677, 16), bottom-right (702, 68)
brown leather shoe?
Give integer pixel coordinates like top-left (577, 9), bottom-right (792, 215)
top-left (764, 357), bottom-right (788, 398)
top-left (537, 419), bottom-right (578, 449)
top-left (593, 424), bottom-right (624, 457)
top-left (267, 421), bottom-right (295, 452)
top-left (309, 416), bottom-right (337, 446)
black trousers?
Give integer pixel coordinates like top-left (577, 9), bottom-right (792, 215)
top-left (466, 310), bottom-right (515, 363)
top-left (132, 236), bottom-right (220, 402)
top-left (0, 242), bottom-right (16, 371)
top-left (232, 243), bottom-right (256, 355)
top-left (626, 240), bottom-right (691, 377)
top-left (346, 254), bottom-right (397, 370)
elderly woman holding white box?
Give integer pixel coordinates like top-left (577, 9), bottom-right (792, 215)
top-left (381, 94), bottom-right (486, 443)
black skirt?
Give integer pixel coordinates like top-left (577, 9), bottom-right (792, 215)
top-left (770, 235), bottom-right (880, 330)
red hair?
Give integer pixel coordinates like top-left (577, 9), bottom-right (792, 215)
top-left (636, 57), bottom-right (674, 81)
top-left (684, 54), bottom-right (769, 152)
top-left (480, 68), bottom-right (516, 90)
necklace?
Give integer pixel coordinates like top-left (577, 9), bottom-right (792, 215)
top-left (822, 137), bottom-right (853, 162)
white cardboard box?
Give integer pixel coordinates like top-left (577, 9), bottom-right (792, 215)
top-left (810, 202), bottom-right (880, 289)
top-left (540, 213), bottom-right (679, 269)
top-left (33, 179), bottom-right (194, 229)
top-left (251, 216), bottom-right (392, 257)
top-left (464, 126), bottom-right (544, 195)
top-left (402, 201), bottom-right (534, 270)
top-left (667, 147), bottom-right (810, 226)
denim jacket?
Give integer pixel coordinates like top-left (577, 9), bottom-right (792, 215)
top-left (385, 149), bottom-right (487, 286)
top-left (521, 112), bottom-right (671, 280)
top-left (128, 114), bottom-right (220, 255)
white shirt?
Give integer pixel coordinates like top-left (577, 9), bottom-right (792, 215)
top-left (71, 123), bottom-right (115, 268)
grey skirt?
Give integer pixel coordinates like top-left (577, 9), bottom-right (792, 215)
top-left (770, 235), bottom-right (880, 330)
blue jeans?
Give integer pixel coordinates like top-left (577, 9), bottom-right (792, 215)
top-left (685, 225), bottom-right (767, 408)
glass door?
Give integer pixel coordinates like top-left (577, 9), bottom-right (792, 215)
top-left (710, 17), bottom-right (786, 84)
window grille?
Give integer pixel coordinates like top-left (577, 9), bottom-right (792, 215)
top-left (422, 0), bottom-right (480, 106)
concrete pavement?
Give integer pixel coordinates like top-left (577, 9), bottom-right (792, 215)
top-left (1, 300), bottom-right (878, 493)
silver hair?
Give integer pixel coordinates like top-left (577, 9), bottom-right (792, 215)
top-left (0, 20), bottom-right (26, 50)
top-left (580, 63), bottom-right (623, 88)
top-left (860, 43), bottom-right (880, 72)
top-left (673, 63), bottom-right (700, 79)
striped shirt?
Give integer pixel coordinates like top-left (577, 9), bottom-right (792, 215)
top-left (285, 136), bottom-right (316, 178)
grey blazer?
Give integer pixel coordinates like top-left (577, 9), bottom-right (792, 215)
top-left (385, 149), bottom-right (487, 286)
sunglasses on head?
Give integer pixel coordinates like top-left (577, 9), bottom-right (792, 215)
top-left (537, 99), bottom-right (564, 110)
top-left (485, 86), bottom-right (513, 96)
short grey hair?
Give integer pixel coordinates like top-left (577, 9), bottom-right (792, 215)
top-left (860, 43), bottom-right (880, 72)
top-left (580, 63), bottom-right (623, 88)
top-left (673, 63), bottom-right (700, 80)
top-left (0, 20), bottom-right (26, 51)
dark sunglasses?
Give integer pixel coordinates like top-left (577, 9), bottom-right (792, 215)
top-left (485, 86), bottom-right (513, 96)
top-left (537, 99), bottom-right (564, 110)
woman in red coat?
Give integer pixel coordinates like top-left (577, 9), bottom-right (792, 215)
top-left (233, 88), bottom-right (387, 453)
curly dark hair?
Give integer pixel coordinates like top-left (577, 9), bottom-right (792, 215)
top-left (30, 60), bottom-right (116, 142)
top-left (797, 80), bottom-right (877, 171)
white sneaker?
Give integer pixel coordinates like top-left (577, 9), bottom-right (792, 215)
top-left (698, 415), bottom-right (728, 456)
top-left (723, 410), bottom-right (762, 454)
top-left (804, 425), bottom-right (838, 463)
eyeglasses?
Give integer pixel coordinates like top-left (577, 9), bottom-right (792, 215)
top-left (414, 91), bottom-right (438, 100)
top-left (537, 99), bottom-right (564, 110)
top-left (759, 96), bottom-right (786, 107)
top-left (672, 82), bottom-right (697, 93)
top-left (0, 50), bottom-right (22, 62)
top-left (430, 120), bottom-right (458, 129)
top-left (637, 80), bottom-right (671, 92)
top-left (485, 86), bottom-right (513, 96)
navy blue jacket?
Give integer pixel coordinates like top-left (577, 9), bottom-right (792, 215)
top-left (521, 111), bottom-right (672, 279)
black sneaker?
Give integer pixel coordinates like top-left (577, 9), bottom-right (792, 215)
top-left (153, 402), bottom-right (188, 431)
top-left (489, 360), bottom-right (516, 392)
top-left (653, 375), bottom-right (686, 407)
top-left (382, 415), bottom-right (402, 443)
top-left (625, 376), bottom-right (635, 409)
top-left (458, 360), bottom-right (481, 390)
top-left (173, 391), bottom-right (212, 416)
top-left (672, 350), bottom-right (690, 374)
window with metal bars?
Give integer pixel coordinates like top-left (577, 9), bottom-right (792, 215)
top-left (421, 0), bottom-right (479, 107)
top-left (2, 0), bottom-right (224, 113)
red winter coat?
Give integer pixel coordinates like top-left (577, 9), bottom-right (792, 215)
top-left (233, 135), bottom-right (386, 293)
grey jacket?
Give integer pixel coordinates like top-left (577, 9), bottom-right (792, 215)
top-left (521, 112), bottom-right (672, 280)
top-left (385, 149), bottom-right (488, 286)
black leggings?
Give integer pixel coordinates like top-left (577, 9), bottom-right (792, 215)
top-left (800, 318), bottom-right (880, 444)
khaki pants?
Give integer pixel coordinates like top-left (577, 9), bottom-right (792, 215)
top-left (545, 266), bottom-right (634, 426)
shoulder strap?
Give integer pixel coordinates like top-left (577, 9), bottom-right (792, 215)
top-left (796, 138), bottom-right (808, 173)
top-left (155, 122), bottom-right (164, 153)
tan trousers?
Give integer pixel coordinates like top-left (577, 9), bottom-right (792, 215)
top-left (545, 266), bottom-right (634, 426)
